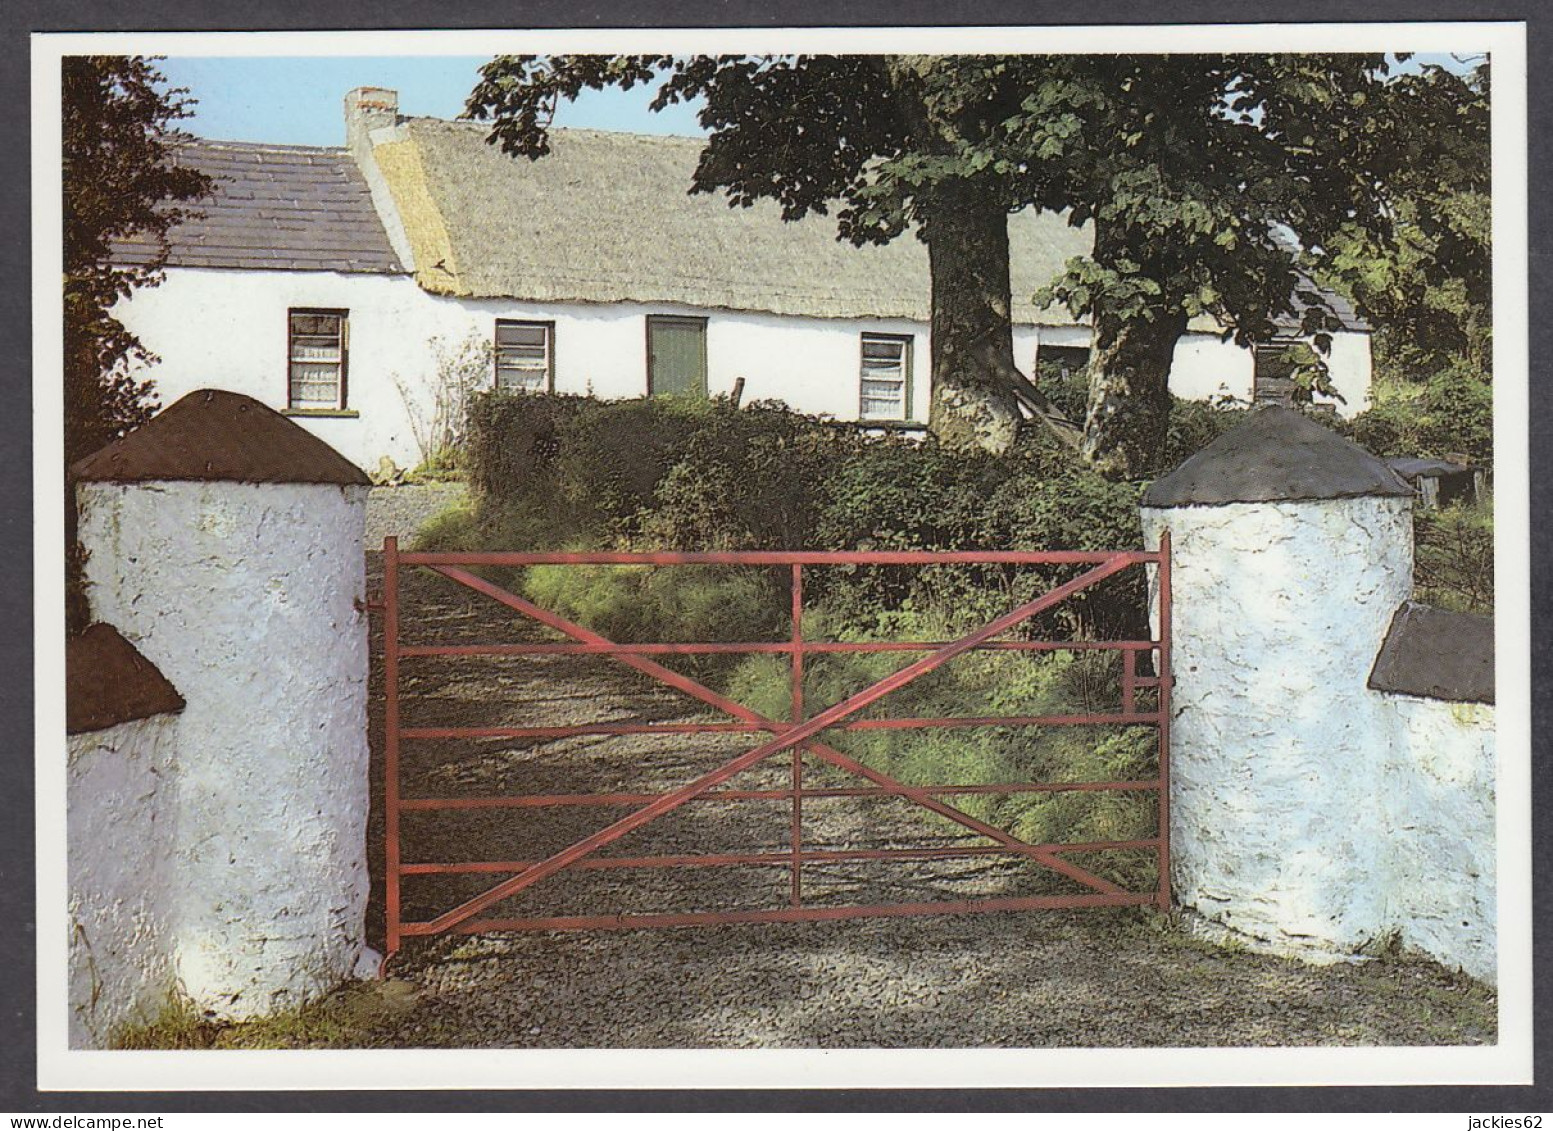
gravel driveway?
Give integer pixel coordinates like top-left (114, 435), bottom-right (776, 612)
top-left (338, 484), bottom-right (1497, 1050)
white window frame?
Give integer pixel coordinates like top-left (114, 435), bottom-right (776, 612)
top-left (494, 319), bottom-right (555, 394)
top-left (859, 333), bottom-right (912, 422)
top-left (287, 308), bottom-right (348, 411)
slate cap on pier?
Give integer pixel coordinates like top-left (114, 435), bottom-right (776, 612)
top-left (67, 623), bottom-right (186, 735)
top-left (1368, 602), bottom-right (1495, 705)
top-left (1142, 405), bottom-right (1414, 508)
top-left (70, 389), bottom-right (371, 487)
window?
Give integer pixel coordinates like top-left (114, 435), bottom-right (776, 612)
top-left (860, 334), bottom-right (912, 422)
top-left (288, 309), bottom-right (348, 410)
top-left (1252, 340), bottom-right (1300, 407)
top-left (494, 320), bottom-right (554, 393)
top-left (1036, 344), bottom-right (1091, 381)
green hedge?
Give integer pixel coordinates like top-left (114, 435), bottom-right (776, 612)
top-left (449, 391), bottom-right (1241, 877)
top-left (462, 392), bottom-right (1165, 640)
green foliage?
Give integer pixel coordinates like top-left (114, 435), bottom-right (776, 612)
top-left (524, 563), bottom-right (786, 646)
top-left (1033, 360), bottom-right (1091, 423)
top-left (63, 55), bottom-right (213, 633)
top-left (63, 56), bottom-right (212, 469)
top-left (465, 393), bottom-right (1153, 638)
top-left (1313, 61), bottom-right (1490, 385)
top-left (1161, 396), bottom-right (1249, 469)
top-left (726, 606), bottom-right (1158, 882)
top-left (1413, 498), bottom-right (1494, 615)
top-left (411, 500), bottom-right (481, 553)
top-left (1342, 363), bottom-right (1493, 466)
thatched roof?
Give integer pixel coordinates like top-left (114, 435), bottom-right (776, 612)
top-left (388, 120), bottom-right (1093, 324)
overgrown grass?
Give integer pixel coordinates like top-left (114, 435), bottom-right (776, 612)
top-left (723, 604), bottom-right (1160, 889)
top-left (112, 983), bottom-right (414, 1050)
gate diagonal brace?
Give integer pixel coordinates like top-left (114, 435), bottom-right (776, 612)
top-left (415, 557), bottom-right (1138, 936)
top-left (428, 563), bottom-right (1137, 895)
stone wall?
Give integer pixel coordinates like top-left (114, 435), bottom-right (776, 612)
top-left (78, 478), bottom-right (371, 1019)
top-left (67, 713), bottom-right (180, 1047)
top-left (68, 390), bottom-right (374, 1040)
top-left (1141, 406), bottom-right (1497, 983)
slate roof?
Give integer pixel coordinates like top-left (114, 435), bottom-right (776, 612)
top-left (1369, 602), bottom-right (1495, 705)
top-left (72, 389), bottom-right (372, 487)
top-left (1285, 279), bottom-right (1368, 333)
top-left (1388, 456), bottom-right (1473, 479)
top-left (114, 139), bottom-right (405, 275)
top-left (1142, 406), bottom-right (1414, 507)
top-left (67, 623), bottom-right (185, 735)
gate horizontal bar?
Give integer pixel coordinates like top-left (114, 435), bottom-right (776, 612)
top-left (400, 713), bottom-right (1159, 741)
top-left (402, 549), bottom-right (1160, 567)
top-left (398, 639), bottom-right (1159, 657)
top-left (398, 891), bottom-right (1160, 935)
top-left (400, 837), bottom-right (1163, 875)
top-left (380, 539), bottom-right (1172, 950)
top-left (399, 779), bottom-right (1161, 810)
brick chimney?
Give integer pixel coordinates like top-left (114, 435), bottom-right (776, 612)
top-left (344, 86), bottom-right (399, 154)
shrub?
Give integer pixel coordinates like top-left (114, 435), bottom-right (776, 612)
top-left (1413, 498), bottom-right (1494, 615)
top-left (465, 391), bottom-right (589, 500)
top-left (1342, 362), bottom-right (1493, 467)
top-left (1161, 395), bottom-right (1248, 469)
top-left (1034, 361), bottom-right (1092, 424)
top-left (808, 434), bottom-right (1145, 639)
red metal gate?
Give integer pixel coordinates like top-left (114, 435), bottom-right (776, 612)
top-left (377, 540), bottom-right (1172, 955)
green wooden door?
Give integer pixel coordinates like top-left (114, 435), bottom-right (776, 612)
top-left (647, 316), bottom-right (708, 397)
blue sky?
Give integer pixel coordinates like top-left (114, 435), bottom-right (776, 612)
top-left (156, 53), bottom-right (1476, 148)
top-left (156, 56), bottom-right (707, 146)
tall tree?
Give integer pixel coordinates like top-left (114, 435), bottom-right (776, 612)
top-left (467, 54), bottom-right (1404, 476)
top-left (981, 54), bottom-right (1400, 476)
top-left (63, 55), bottom-right (210, 468)
top-left (1313, 58), bottom-right (1490, 382)
top-left (466, 54), bottom-right (1079, 456)
top-left (63, 55), bottom-right (210, 633)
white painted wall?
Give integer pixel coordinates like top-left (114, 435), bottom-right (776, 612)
top-left (1143, 492), bottom-right (1498, 983)
top-left (1382, 694), bottom-right (1497, 982)
top-left (78, 479), bottom-right (371, 1020)
top-left (68, 713), bottom-right (181, 1048)
top-left (1026, 326), bottom-right (1370, 415)
top-left (1324, 329), bottom-right (1375, 415)
top-left (1164, 333), bottom-right (1255, 406)
top-left (115, 267), bottom-right (1374, 473)
top-left (112, 270), bottom-right (434, 473)
top-left (1141, 496), bottom-right (1415, 956)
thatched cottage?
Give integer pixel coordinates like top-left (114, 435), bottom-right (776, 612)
top-left (111, 87), bottom-right (1373, 471)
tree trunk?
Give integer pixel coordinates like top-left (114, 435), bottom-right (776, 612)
top-left (919, 179), bottom-right (1023, 455)
top-left (876, 56), bottom-right (1082, 457)
top-left (1081, 303), bottom-right (1189, 479)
